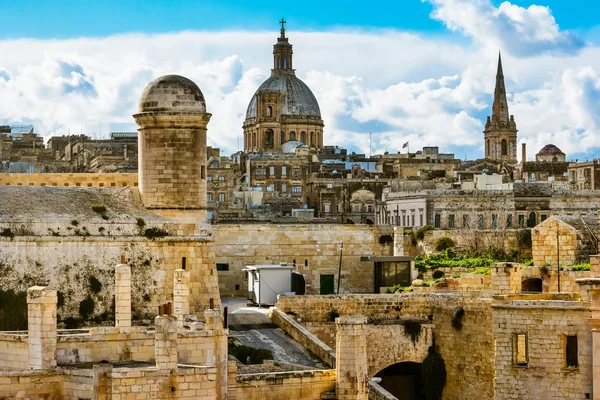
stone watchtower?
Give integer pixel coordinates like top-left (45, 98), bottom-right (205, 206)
top-left (134, 75), bottom-right (211, 223)
top-left (484, 53), bottom-right (518, 164)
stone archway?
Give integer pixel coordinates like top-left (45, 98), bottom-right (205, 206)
top-left (375, 362), bottom-right (424, 400)
top-left (521, 277), bottom-right (542, 293)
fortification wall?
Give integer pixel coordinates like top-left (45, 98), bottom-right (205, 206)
top-left (0, 173), bottom-right (138, 187)
top-left (213, 224), bottom-right (392, 296)
top-left (0, 236), bottom-right (219, 325)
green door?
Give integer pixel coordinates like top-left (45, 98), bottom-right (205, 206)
top-left (320, 274), bottom-right (335, 295)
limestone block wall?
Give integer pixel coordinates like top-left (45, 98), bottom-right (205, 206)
top-left (214, 224), bottom-right (388, 296)
top-left (276, 293), bottom-right (495, 400)
top-left (230, 369), bottom-right (336, 400)
top-left (368, 381), bottom-right (398, 400)
top-left (136, 116), bottom-right (208, 209)
top-left (532, 218), bottom-right (579, 267)
top-left (0, 236), bottom-right (219, 323)
top-left (492, 296), bottom-right (592, 400)
top-left (0, 370), bottom-right (65, 399)
top-left (491, 263), bottom-right (522, 294)
top-left (0, 172), bottom-right (138, 187)
top-left (0, 333), bottom-right (28, 370)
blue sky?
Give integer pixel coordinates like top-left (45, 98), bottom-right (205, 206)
top-left (0, 0), bottom-right (597, 38)
top-left (1, 0), bottom-right (600, 162)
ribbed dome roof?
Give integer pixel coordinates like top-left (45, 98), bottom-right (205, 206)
top-left (139, 74), bottom-right (206, 113)
top-left (245, 74), bottom-right (321, 119)
top-left (537, 144), bottom-right (565, 155)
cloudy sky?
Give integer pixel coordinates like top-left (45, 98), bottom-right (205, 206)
top-left (0, 0), bottom-right (599, 161)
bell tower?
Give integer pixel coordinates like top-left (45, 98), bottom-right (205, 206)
top-left (484, 53), bottom-right (518, 164)
top-left (273, 18), bottom-right (294, 75)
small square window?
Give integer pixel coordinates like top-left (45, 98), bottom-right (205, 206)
top-left (216, 263), bottom-right (229, 271)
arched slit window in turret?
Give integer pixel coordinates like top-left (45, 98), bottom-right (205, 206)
top-left (501, 139), bottom-right (507, 156)
top-left (310, 132), bottom-right (314, 146)
top-left (284, 57), bottom-right (288, 69)
top-left (300, 131), bottom-right (306, 143)
top-left (266, 105), bottom-right (273, 117)
top-left (280, 131), bottom-right (286, 144)
top-left (289, 131), bottom-right (296, 141)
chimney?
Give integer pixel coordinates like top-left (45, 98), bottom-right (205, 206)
top-left (521, 143), bottom-right (527, 164)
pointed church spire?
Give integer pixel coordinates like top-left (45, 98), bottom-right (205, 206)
top-left (492, 51), bottom-right (509, 124)
top-left (272, 19), bottom-right (294, 75)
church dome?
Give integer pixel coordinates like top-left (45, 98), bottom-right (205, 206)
top-left (537, 144), bottom-right (565, 155)
top-left (139, 74), bottom-right (206, 113)
top-left (245, 74), bottom-right (321, 119)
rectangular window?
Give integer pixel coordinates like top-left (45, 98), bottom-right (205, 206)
top-left (506, 214), bottom-right (513, 228)
top-left (207, 192), bottom-right (213, 202)
top-left (411, 214), bottom-right (415, 226)
top-left (477, 215), bottom-right (484, 229)
top-left (448, 214), bottom-right (455, 228)
top-left (402, 214), bottom-right (406, 227)
top-left (367, 204), bottom-right (374, 213)
top-left (324, 203), bottom-right (331, 213)
top-left (219, 193), bottom-right (225, 203)
top-left (270, 166), bottom-right (275, 176)
top-left (212, 162), bottom-right (219, 169)
top-left (255, 168), bottom-right (266, 176)
top-left (292, 186), bottom-right (302, 193)
top-left (353, 204), bottom-right (361, 213)
top-left (218, 175), bottom-right (224, 182)
top-left (281, 183), bottom-right (287, 193)
top-left (207, 175), bottom-right (213, 182)
top-left (201, 166), bottom-right (206, 179)
top-left (566, 335), bottom-right (578, 368)
top-left (267, 185), bottom-right (275, 192)
top-left (514, 333), bottom-right (528, 366)
top-left (434, 214), bottom-right (441, 228)
top-left (541, 214), bottom-right (548, 222)
top-left (518, 214), bottom-right (525, 228)
top-left (463, 214), bottom-right (470, 228)
top-left (281, 166), bottom-right (287, 176)
top-left (492, 214), bottom-right (498, 228)
top-left (216, 263), bottom-right (229, 271)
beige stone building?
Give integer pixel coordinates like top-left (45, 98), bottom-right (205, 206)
top-left (569, 159), bottom-right (600, 190)
top-left (243, 21), bottom-right (324, 152)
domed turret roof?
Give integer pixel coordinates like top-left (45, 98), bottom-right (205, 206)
top-left (537, 144), bottom-right (565, 155)
top-left (139, 74), bottom-right (206, 113)
top-left (245, 74), bottom-right (321, 119)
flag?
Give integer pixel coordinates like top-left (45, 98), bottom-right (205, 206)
top-left (402, 141), bottom-right (409, 149)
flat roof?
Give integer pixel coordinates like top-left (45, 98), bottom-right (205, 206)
top-left (360, 256), bottom-right (414, 262)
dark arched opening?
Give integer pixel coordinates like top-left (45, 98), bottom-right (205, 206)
top-left (345, 219), bottom-right (355, 225)
top-left (521, 278), bottom-right (543, 293)
top-left (376, 362), bottom-right (424, 400)
top-left (300, 131), bottom-right (306, 143)
top-left (501, 139), bottom-right (507, 156)
top-left (264, 129), bottom-right (274, 149)
top-left (289, 131), bottom-right (296, 141)
top-left (280, 131), bottom-right (286, 145)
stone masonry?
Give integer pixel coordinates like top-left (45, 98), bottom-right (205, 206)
top-left (27, 286), bottom-right (58, 370)
top-left (115, 263), bottom-right (132, 328)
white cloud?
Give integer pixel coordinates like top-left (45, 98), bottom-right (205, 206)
top-left (427, 0), bottom-right (584, 56)
top-left (0, 1), bottom-right (598, 161)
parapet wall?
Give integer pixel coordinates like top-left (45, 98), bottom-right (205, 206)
top-left (231, 369), bottom-right (336, 400)
top-left (0, 173), bottom-right (138, 187)
top-left (0, 236), bottom-right (219, 324)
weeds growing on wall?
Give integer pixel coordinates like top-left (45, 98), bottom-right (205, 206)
top-left (433, 237), bottom-right (454, 252)
top-left (89, 276), bottom-right (102, 293)
top-left (415, 248), bottom-right (529, 273)
top-left (143, 227), bottom-right (169, 239)
top-left (0, 228), bottom-right (14, 239)
top-left (403, 320), bottom-right (422, 344)
top-left (136, 217), bottom-right (146, 228)
top-left (421, 345), bottom-right (447, 400)
top-left (572, 263), bottom-right (591, 271)
top-left (91, 204), bottom-right (107, 214)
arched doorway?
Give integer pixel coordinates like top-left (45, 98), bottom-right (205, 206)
top-left (527, 212), bottom-right (537, 228)
top-left (375, 362), bottom-right (424, 400)
top-left (521, 278), bottom-right (542, 293)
